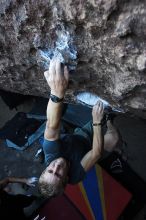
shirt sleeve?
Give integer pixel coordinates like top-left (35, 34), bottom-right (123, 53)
top-left (43, 138), bottom-right (61, 165)
top-left (68, 163), bottom-right (86, 184)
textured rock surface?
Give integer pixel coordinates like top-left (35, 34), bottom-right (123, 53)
top-left (0, 0), bottom-right (146, 117)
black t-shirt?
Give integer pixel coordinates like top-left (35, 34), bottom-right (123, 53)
top-left (43, 134), bottom-right (91, 184)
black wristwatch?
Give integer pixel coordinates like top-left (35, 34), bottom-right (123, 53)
top-left (50, 94), bottom-right (64, 103)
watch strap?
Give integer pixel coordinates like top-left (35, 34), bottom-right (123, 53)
top-left (92, 122), bottom-right (102, 126)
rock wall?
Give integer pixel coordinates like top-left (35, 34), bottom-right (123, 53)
top-left (0, 0), bottom-right (146, 117)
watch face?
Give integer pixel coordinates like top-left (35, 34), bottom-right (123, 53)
top-left (51, 96), bottom-right (58, 103)
top-left (50, 94), bottom-right (63, 103)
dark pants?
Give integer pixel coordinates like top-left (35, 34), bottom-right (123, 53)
top-left (74, 120), bottom-right (107, 146)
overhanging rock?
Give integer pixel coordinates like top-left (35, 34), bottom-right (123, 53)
top-left (0, 0), bottom-right (146, 118)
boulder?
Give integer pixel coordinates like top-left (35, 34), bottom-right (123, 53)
top-left (0, 0), bottom-right (146, 118)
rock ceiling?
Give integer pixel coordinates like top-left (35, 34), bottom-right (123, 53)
top-left (0, 0), bottom-right (146, 118)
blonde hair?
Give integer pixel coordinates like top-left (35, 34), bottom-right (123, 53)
top-left (38, 176), bottom-right (68, 198)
